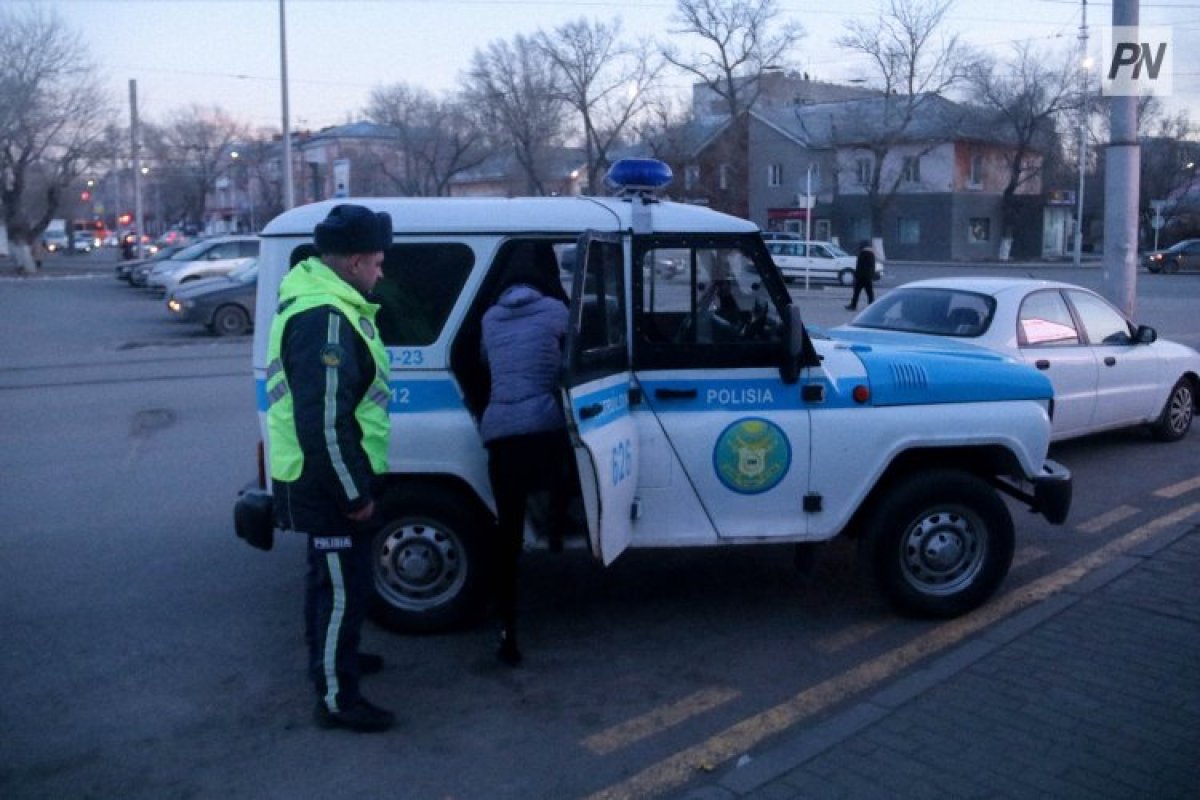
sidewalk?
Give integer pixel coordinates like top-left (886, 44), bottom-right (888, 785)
top-left (679, 523), bottom-right (1200, 800)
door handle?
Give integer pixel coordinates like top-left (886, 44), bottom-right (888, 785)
top-left (579, 403), bottom-right (603, 420)
top-left (1035, 360), bottom-right (1050, 370)
top-left (1104, 356), bottom-right (1117, 367)
top-left (655, 388), bottom-right (698, 400)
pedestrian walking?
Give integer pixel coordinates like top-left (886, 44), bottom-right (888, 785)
top-left (479, 242), bottom-right (571, 667)
top-left (845, 240), bottom-right (876, 311)
top-left (265, 203), bottom-right (396, 732)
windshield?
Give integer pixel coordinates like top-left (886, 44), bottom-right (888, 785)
top-left (825, 243), bottom-right (850, 258)
top-left (852, 288), bottom-right (995, 337)
top-left (169, 240), bottom-right (213, 261)
top-left (228, 260), bottom-right (258, 282)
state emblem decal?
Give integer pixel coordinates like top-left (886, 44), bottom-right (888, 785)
top-left (712, 417), bottom-right (791, 494)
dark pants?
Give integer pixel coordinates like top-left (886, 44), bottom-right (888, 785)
top-left (849, 275), bottom-right (875, 309)
top-left (486, 429), bottom-right (572, 642)
top-left (305, 529), bottom-right (373, 712)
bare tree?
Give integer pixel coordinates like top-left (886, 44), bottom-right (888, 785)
top-left (665, 0), bottom-right (804, 119)
top-left (836, 0), bottom-right (971, 246)
top-left (464, 35), bottom-right (570, 196)
top-left (0, 5), bottom-right (115, 271)
top-left (145, 105), bottom-right (248, 229)
top-left (663, 0), bottom-right (804, 216)
top-left (365, 84), bottom-right (491, 196)
top-left (535, 18), bottom-right (665, 194)
top-left (967, 42), bottom-right (1079, 251)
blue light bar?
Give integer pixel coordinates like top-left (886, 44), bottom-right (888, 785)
top-left (605, 158), bottom-right (673, 195)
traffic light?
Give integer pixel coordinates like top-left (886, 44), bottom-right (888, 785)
top-left (81, 190), bottom-right (91, 201)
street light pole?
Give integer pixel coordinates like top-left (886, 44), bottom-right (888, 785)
top-left (280, 0), bottom-right (295, 210)
top-left (1073, 0), bottom-right (1088, 267)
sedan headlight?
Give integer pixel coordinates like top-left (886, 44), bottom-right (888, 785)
top-left (167, 298), bottom-right (193, 313)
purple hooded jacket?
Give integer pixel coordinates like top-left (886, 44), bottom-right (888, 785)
top-left (480, 284), bottom-right (569, 443)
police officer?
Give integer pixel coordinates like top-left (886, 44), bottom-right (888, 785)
top-left (266, 203), bottom-right (394, 732)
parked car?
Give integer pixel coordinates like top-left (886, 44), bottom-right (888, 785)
top-left (765, 239), bottom-right (884, 286)
top-left (1145, 239), bottom-right (1200, 273)
top-left (833, 277), bottom-right (1200, 442)
top-left (115, 243), bottom-right (188, 282)
top-left (166, 259), bottom-right (257, 336)
top-left (146, 235), bottom-right (259, 294)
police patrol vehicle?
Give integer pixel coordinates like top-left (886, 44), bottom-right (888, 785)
top-left (235, 159), bottom-right (1071, 632)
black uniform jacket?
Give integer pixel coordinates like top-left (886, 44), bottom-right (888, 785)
top-left (273, 305), bottom-right (379, 536)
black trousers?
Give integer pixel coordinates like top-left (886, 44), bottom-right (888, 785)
top-left (305, 529), bottom-right (373, 712)
top-left (486, 429), bottom-right (572, 641)
top-left (849, 275), bottom-right (875, 308)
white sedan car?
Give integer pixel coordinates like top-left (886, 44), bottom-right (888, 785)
top-left (765, 239), bottom-right (883, 286)
top-left (831, 277), bottom-right (1199, 442)
top-left (146, 235), bottom-right (259, 295)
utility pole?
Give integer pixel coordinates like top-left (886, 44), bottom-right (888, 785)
top-left (1103, 0), bottom-right (1141, 317)
top-left (130, 79), bottom-right (145, 260)
top-left (1073, 0), bottom-right (1088, 267)
top-left (280, 0), bottom-right (294, 210)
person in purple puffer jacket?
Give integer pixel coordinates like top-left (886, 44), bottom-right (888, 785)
top-left (480, 242), bottom-right (572, 666)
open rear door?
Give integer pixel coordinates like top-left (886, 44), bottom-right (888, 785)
top-left (564, 232), bottom-right (638, 565)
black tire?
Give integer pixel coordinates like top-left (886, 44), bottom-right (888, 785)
top-left (861, 470), bottom-right (1014, 618)
top-left (369, 485), bottom-right (492, 633)
top-left (1151, 378), bottom-right (1195, 442)
top-left (211, 304), bottom-right (250, 336)
top-left (1166, 257), bottom-right (1181, 274)
top-left (838, 269), bottom-right (855, 287)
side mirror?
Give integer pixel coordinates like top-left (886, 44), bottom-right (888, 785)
top-left (1135, 324), bottom-right (1157, 345)
top-left (781, 304), bottom-right (805, 384)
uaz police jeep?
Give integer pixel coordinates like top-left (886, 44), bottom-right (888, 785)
top-left (236, 159), bottom-right (1071, 632)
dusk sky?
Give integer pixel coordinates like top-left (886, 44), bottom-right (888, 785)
top-left (32, 0), bottom-right (1200, 132)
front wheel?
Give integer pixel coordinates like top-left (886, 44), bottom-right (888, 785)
top-left (838, 269), bottom-right (855, 287)
top-left (861, 470), bottom-right (1014, 618)
top-left (1166, 257), bottom-right (1182, 274)
top-left (1151, 378), bottom-right (1195, 442)
top-left (370, 485), bottom-right (492, 633)
top-left (211, 304), bottom-right (250, 336)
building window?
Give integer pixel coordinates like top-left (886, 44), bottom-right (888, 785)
top-left (767, 163), bottom-right (782, 187)
top-left (855, 157), bottom-right (872, 186)
top-left (685, 165), bottom-right (700, 190)
top-left (968, 218), bottom-right (991, 243)
top-left (902, 156), bottom-right (921, 183)
top-left (898, 218), bottom-right (920, 244)
top-left (720, 163), bottom-right (731, 190)
top-left (969, 153), bottom-right (984, 187)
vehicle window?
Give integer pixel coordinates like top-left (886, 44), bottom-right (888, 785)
top-left (239, 241), bottom-right (260, 258)
top-left (375, 243), bottom-right (474, 346)
top-left (811, 246), bottom-right (832, 259)
top-left (1018, 290), bottom-right (1080, 346)
top-left (1066, 289), bottom-right (1133, 345)
top-left (172, 241), bottom-right (212, 261)
top-left (634, 238), bottom-right (784, 368)
top-left (826, 243), bottom-right (851, 258)
top-left (854, 288), bottom-right (993, 337)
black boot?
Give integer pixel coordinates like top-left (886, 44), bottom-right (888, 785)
top-left (314, 696), bottom-right (395, 732)
top-left (496, 628), bottom-right (523, 667)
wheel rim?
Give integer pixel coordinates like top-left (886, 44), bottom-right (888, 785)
top-left (374, 519), bottom-right (466, 612)
top-left (215, 308), bottom-right (246, 335)
top-left (898, 507), bottom-right (987, 596)
top-left (840, 270), bottom-right (854, 286)
top-left (1166, 383), bottom-right (1194, 435)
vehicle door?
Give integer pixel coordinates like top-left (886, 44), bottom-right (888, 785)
top-left (807, 243), bottom-right (841, 282)
top-left (632, 238), bottom-right (811, 540)
top-left (1064, 288), bottom-right (1162, 427)
top-left (1016, 288), bottom-right (1098, 438)
top-left (767, 241), bottom-right (803, 281)
top-left (564, 232), bottom-right (638, 565)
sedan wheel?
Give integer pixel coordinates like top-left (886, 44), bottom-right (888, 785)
top-left (839, 269), bottom-right (855, 287)
top-left (1151, 378), bottom-right (1195, 442)
top-left (211, 305), bottom-right (250, 336)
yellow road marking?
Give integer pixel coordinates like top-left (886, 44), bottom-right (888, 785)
top-left (1011, 545), bottom-right (1048, 569)
top-left (582, 687), bottom-right (741, 756)
top-left (585, 504), bottom-right (1200, 800)
top-left (1155, 476), bottom-right (1200, 499)
top-left (1076, 504), bottom-right (1140, 534)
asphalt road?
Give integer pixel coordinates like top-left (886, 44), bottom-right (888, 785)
top-left (1, 253), bottom-right (1198, 799)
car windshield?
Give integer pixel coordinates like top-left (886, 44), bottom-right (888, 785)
top-left (168, 240), bottom-right (213, 261)
top-left (852, 288), bottom-right (995, 337)
top-left (825, 243), bottom-right (850, 257)
top-left (228, 260), bottom-right (258, 282)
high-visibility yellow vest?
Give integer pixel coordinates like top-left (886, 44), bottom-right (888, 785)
top-left (266, 257), bottom-right (390, 484)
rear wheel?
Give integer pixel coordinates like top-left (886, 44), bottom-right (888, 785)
top-left (1151, 378), bottom-right (1195, 442)
top-left (370, 485), bottom-right (492, 633)
top-left (211, 304), bottom-right (250, 336)
top-left (861, 470), bottom-right (1014, 618)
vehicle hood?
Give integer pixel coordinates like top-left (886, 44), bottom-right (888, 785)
top-left (171, 276), bottom-right (252, 301)
top-left (815, 326), bottom-right (1053, 405)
